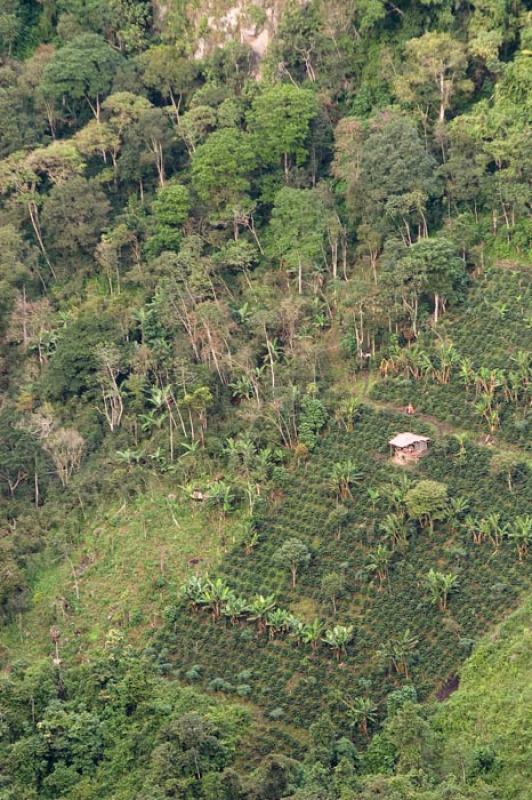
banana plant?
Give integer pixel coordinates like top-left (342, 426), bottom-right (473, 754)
top-left (209, 481), bottom-right (235, 518)
top-left (115, 448), bottom-right (144, 467)
top-left (248, 594), bottom-right (277, 635)
top-left (242, 520), bottom-right (261, 555)
top-left (426, 569), bottom-right (458, 612)
top-left (465, 514), bottom-right (483, 545)
top-left (329, 459), bottom-right (363, 502)
top-left (344, 696), bottom-right (377, 736)
top-left (180, 575), bottom-right (210, 610)
top-left (322, 624), bottom-right (354, 661)
top-left (507, 515), bottom-right (532, 562)
top-left (301, 619), bottom-right (323, 653)
top-left (266, 608), bottom-right (292, 640)
top-left (484, 512), bottom-right (507, 550)
top-left (389, 629), bottom-right (418, 679)
top-left (229, 375), bottom-right (254, 402)
top-left (222, 594), bottom-right (249, 625)
top-left (380, 513), bottom-right (408, 551)
top-left (286, 615), bottom-right (306, 646)
top-left (445, 496), bottom-right (470, 533)
top-left (202, 578), bottom-right (234, 621)
top-left (365, 545), bottom-right (391, 589)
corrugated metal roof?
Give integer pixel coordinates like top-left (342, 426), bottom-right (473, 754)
top-left (389, 432), bottom-right (431, 448)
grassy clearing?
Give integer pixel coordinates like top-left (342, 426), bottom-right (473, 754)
top-left (436, 593), bottom-right (532, 799)
top-left (0, 487), bottom-right (237, 666)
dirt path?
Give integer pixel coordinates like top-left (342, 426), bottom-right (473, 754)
top-left (358, 381), bottom-right (531, 465)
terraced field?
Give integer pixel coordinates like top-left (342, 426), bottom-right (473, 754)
top-left (159, 406), bottom-right (531, 736)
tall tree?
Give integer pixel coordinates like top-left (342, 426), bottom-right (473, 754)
top-left (40, 33), bottom-right (123, 122)
top-left (395, 32), bottom-right (472, 124)
top-left (141, 44), bottom-right (196, 122)
top-left (191, 128), bottom-right (256, 238)
top-left (248, 84), bottom-right (318, 180)
top-left (267, 187), bottom-right (327, 294)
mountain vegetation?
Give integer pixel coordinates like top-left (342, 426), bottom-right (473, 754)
top-left (0, 1), bottom-right (530, 799)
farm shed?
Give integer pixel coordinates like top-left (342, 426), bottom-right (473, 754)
top-left (389, 432), bottom-right (431, 463)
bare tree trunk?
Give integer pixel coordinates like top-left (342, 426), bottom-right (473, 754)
top-left (28, 201), bottom-right (55, 278)
top-left (439, 72), bottom-right (445, 123)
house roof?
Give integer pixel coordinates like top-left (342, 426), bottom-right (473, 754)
top-left (389, 432), bottom-right (431, 448)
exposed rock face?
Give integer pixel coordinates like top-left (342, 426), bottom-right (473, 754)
top-left (153, 0), bottom-right (306, 65)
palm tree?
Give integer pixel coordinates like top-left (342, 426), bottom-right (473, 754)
top-left (329, 459), bottom-right (363, 502)
top-left (322, 624), bottom-right (354, 661)
top-left (507, 515), bottom-right (532, 562)
top-left (366, 545), bottom-right (391, 590)
top-left (248, 594), bottom-right (277, 635)
top-left (345, 696), bottom-right (377, 736)
top-left (426, 569), bottom-right (458, 612)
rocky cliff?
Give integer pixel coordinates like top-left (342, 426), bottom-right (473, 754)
top-left (153, 0), bottom-right (305, 62)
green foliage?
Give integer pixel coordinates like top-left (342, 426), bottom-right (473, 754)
top-left (44, 314), bottom-right (120, 400)
top-left (40, 33), bottom-right (123, 119)
top-left (274, 538), bottom-right (311, 588)
top-left (248, 83), bottom-right (318, 175)
top-left (405, 480), bottom-right (448, 530)
top-left (42, 176), bottom-right (111, 260)
top-left (191, 127), bottom-right (256, 227)
top-left (436, 596), bottom-right (532, 799)
top-left (267, 187), bottom-right (328, 292)
top-left (146, 179), bottom-right (190, 254)
top-left (0, 3), bottom-right (531, 799)
top-left (298, 394), bottom-right (328, 450)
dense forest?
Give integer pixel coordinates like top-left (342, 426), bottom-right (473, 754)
top-left (0, 1), bottom-right (530, 799)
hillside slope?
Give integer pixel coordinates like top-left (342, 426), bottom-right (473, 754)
top-left (436, 595), bottom-right (532, 799)
top-left (1, 1), bottom-right (531, 798)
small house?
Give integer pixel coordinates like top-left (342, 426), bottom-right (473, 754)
top-left (389, 432), bottom-right (430, 463)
